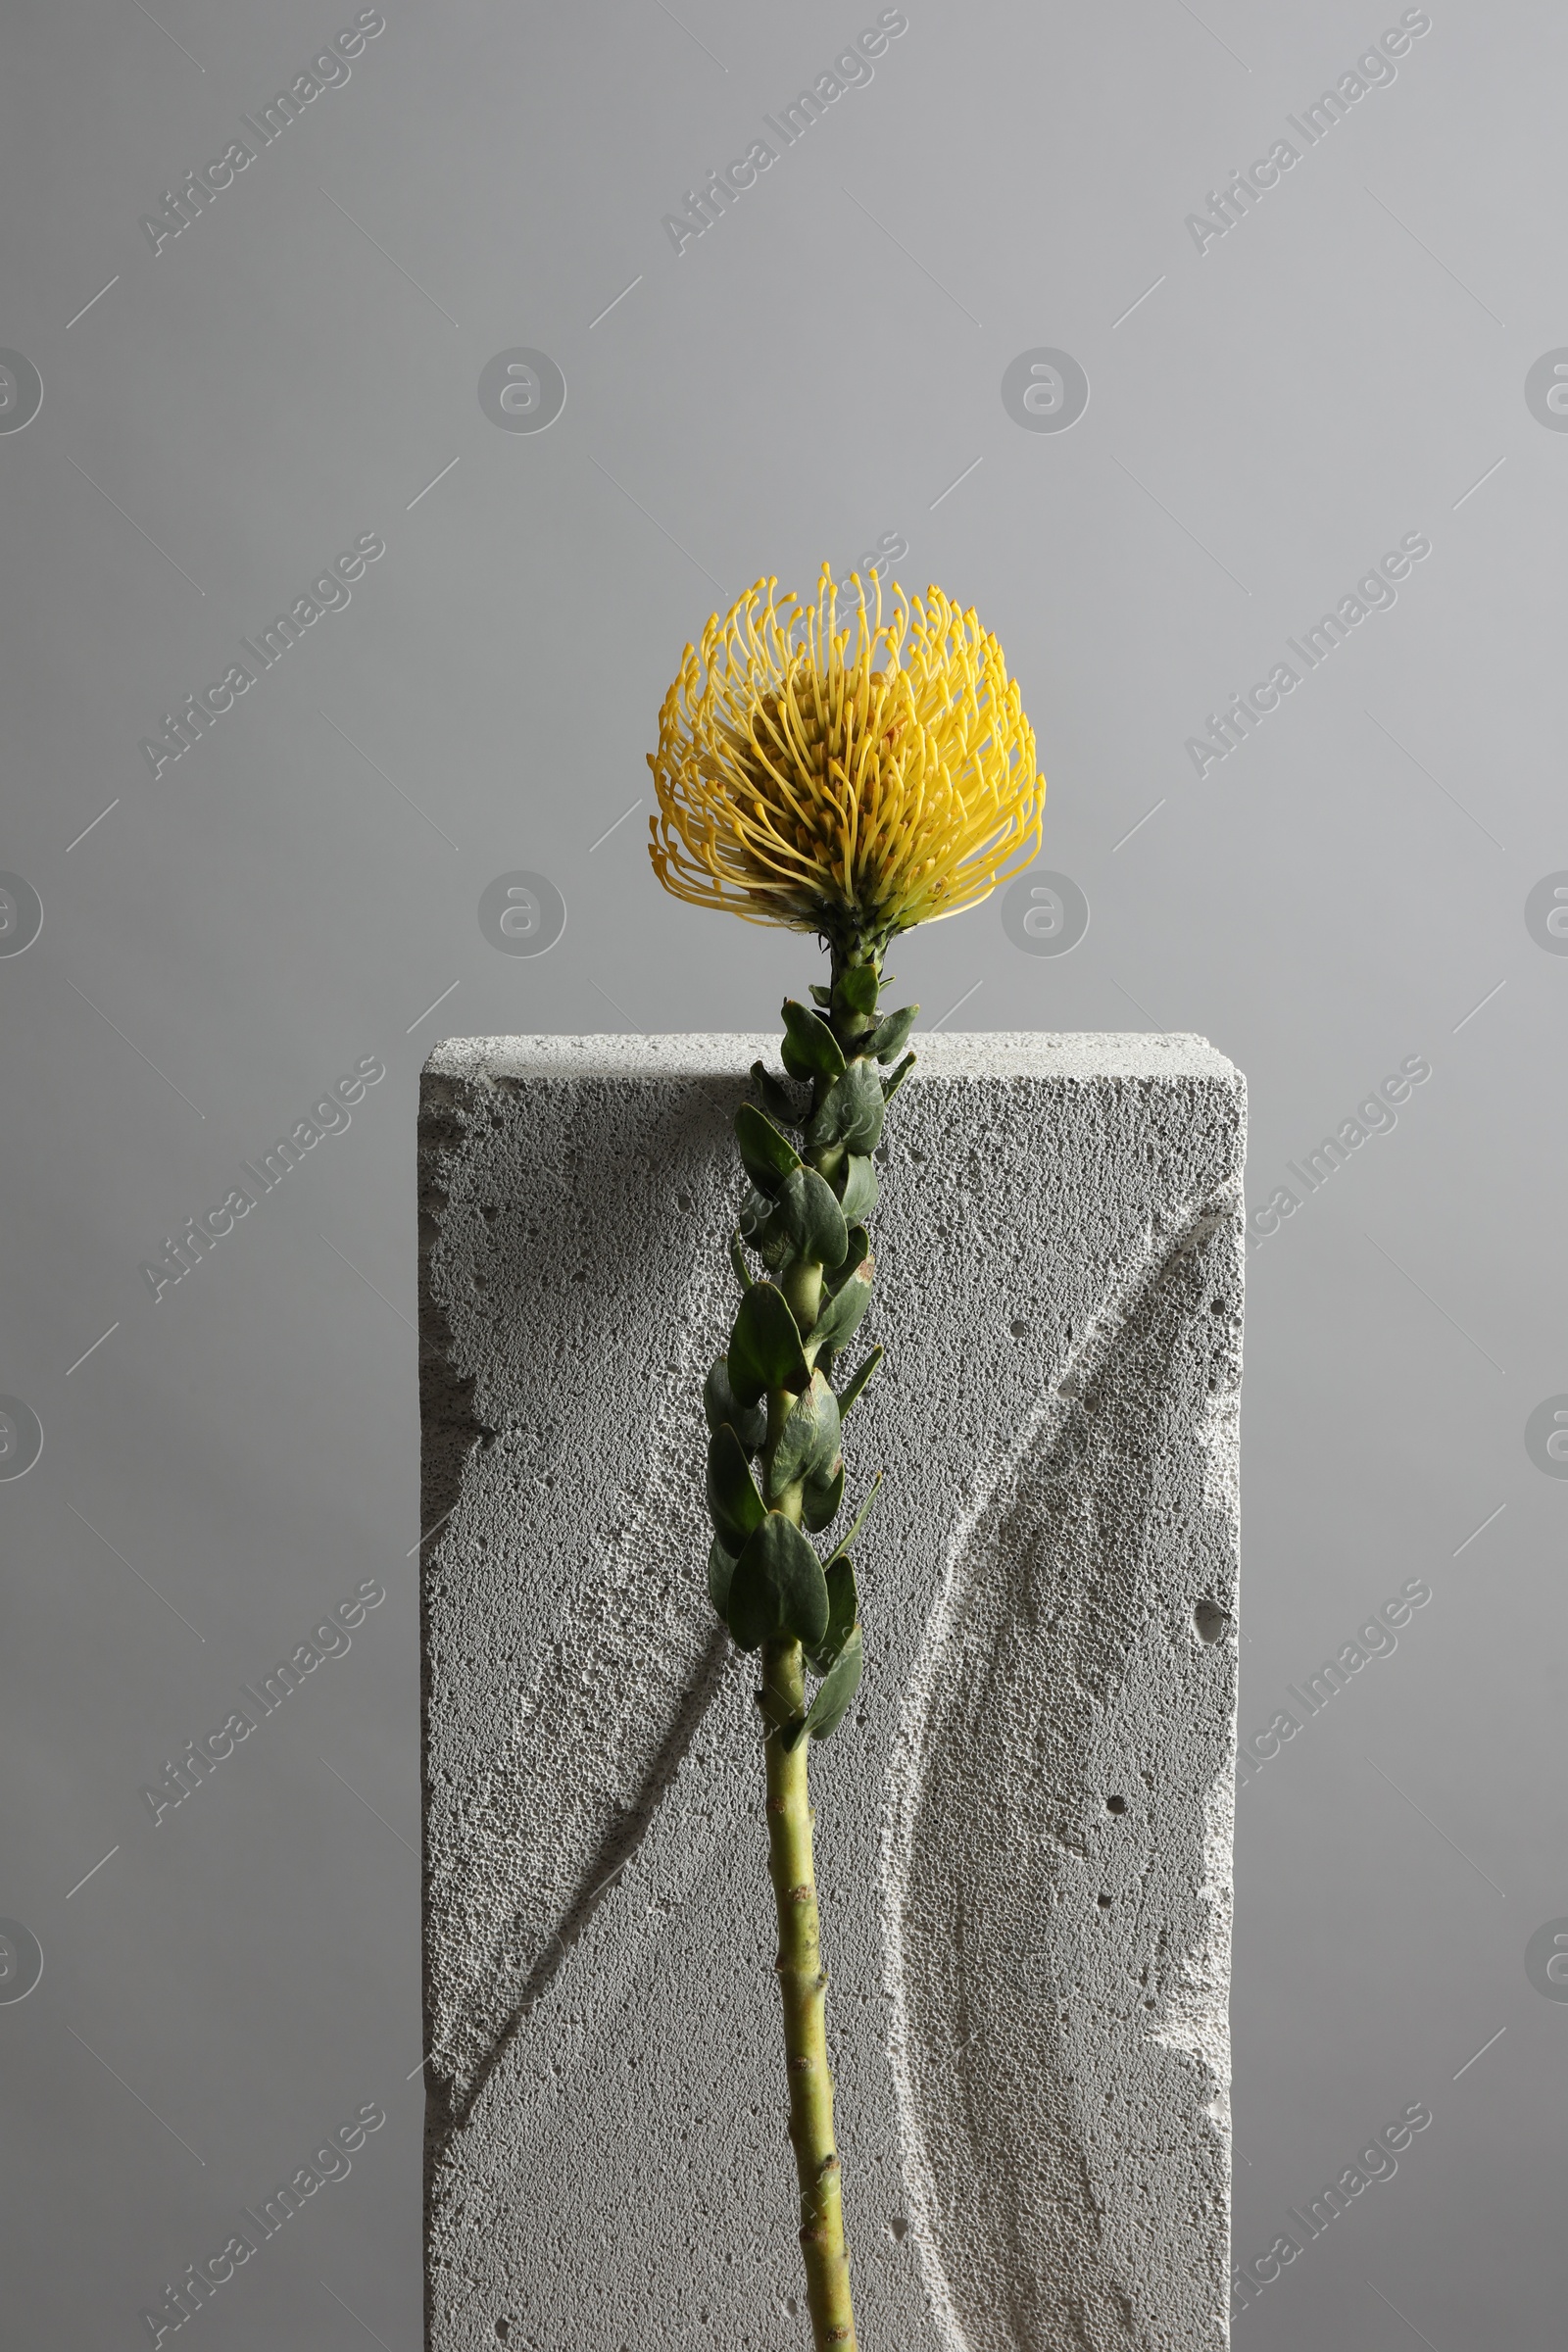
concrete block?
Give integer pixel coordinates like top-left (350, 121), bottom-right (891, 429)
top-left (417, 1032), bottom-right (1245, 2351)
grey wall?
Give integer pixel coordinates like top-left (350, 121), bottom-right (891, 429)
top-left (0, 1), bottom-right (1560, 2345)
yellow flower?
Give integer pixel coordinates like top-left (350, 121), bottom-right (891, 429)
top-left (648, 566), bottom-right (1046, 955)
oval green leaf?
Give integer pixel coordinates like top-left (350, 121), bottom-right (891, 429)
top-left (781, 999), bottom-right (848, 1082)
top-left (805, 1624), bottom-right (863, 1742)
top-left (704, 1356), bottom-right (767, 1453)
top-left (726, 1512), bottom-right (830, 1652)
top-left (838, 1152), bottom-right (879, 1222)
top-left (707, 1425), bottom-right (767, 1553)
top-left (801, 1456), bottom-right (844, 1534)
top-left (735, 1102), bottom-right (802, 1197)
top-left (809, 1259), bottom-right (873, 1359)
top-left (806, 1059), bottom-right (885, 1157)
top-left (766, 1370), bottom-right (842, 1501)
top-left (810, 1554), bottom-right (858, 1673)
top-left (750, 1060), bottom-right (804, 1129)
top-left (727, 1282), bottom-right (810, 1407)
top-left (868, 1004), bottom-right (918, 1062)
top-left (754, 1166), bottom-right (849, 1274)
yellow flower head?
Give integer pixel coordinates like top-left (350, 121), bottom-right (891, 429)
top-left (648, 566), bottom-right (1046, 956)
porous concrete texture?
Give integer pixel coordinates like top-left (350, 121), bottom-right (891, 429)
top-left (417, 1032), bottom-right (1245, 2352)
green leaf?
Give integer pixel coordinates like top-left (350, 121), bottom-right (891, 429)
top-left (781, 999), bottom-right (847, 1083)
top-left (740, 1185), bottom-right (798, 1274)
top-left (808, 983), bottom-right (833, 1009)
top-left (838, 1153), bottom-right (879, 1222)
top-left (833, 965), bottom-right (880, 1017)
top-left (836, 1346), bottom-right (883, 1416)
top-left (704, 1356), bottom-right (767, 1453)
top-left (727, 1283), bottom-right (809, 1406)
top-left (750, 1060), bottom-right (803, 1129)
top-left (801, 1456), bottom-right (844, 1533)
top-left (754, 1166), bottom-right (849, 1273)
top-left (808, 1258), bottom-right (873, 1358)
top-left (868, 1004), bottom-right (918, 1061)
top-left (707, 1425), bottom-right (766, 1553)
top-left (728, 1230), bottom-right (754, 1292)
top-left (766, 1370), bottom-right (842, 1501)
top-left (735, 1103), bottom-right (801, 1198)
top-left (780, 1032), bottom-right (815, 1085)
top-left (726, 1513), bottom-right (830, 1652)
top-left (708, 1537), bottom-right (737, 1618)
top-left (882, 1051), bottom-right (916, 1104)
top-left (827, 1471), bottom-right (881, 1565)
top-left (807, 1059), bottom-right (885, 1156)
top-left (810, 1555), bottom-right (858, 1672)
top-left (804, 1625), bottom-right (863, 1742)
top-left (825, 1224), bottom-right (870, 1296)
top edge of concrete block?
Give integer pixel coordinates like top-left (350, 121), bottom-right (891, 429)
top-left (422, 1031), bottom-right (1242, 1087)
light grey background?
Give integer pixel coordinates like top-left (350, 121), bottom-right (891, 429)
top-left (0, 2), bottom-right (1559, 2344)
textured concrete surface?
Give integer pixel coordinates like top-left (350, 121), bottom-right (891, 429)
top-left (418, 1033), bottom-right (1245, 2351)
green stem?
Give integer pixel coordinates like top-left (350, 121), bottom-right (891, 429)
top-left (761, 1637), bottom-right (857, 2350)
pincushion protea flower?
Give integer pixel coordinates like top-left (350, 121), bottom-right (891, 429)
top-left (648, 566), bottom-right (1046, 2352)
top-left (649, 566), bottom-right (1045, 961)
